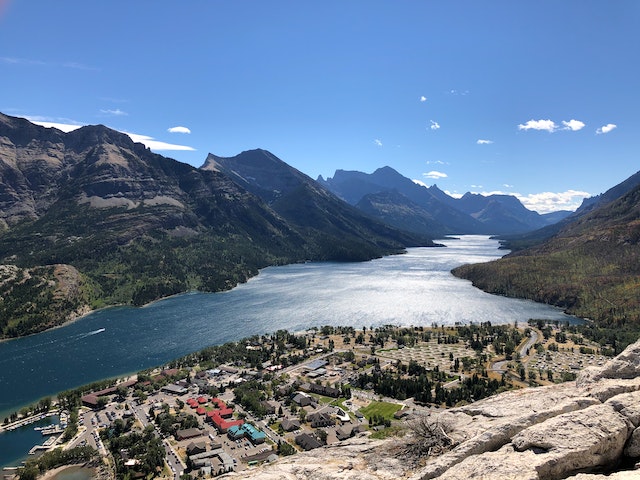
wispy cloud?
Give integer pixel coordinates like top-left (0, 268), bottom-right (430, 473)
top-left (429, 120), bottom-right (440, 130)
top-left (470, 184), bottom-right (483, 189)
top-left (1, 56), bottom-right (46, 67)
top-left (597, 123), bottom-right (617, 134)
top-left (476, 139), bottom-right (493, 145)
top-left (100, 108), bottom-right (128, 116)
top-left (168, 126), bottom-right (191, 134)
top-left (26, 117), bottom-right (195, 152)
top-left (374, 139), bottom-right (383, 147)
top-left (423, 171), bottom-right (448, 179)
top-left (426, 160), bottom-right (447, 165)
top-left (517, 119), bottom-right (557, 132)
top-left (420, 96), bottom-right (427, 102)
top-left (448, 89), bottom-right (469, 96)
top-left (1, 56), bottom-right (97, 71)
top-left (562, 119), bottom-right (585, 131)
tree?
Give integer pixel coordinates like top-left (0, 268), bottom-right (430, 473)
top-left (316, 428), bottom-right (328, 445)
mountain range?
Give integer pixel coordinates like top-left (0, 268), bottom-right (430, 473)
top-left (318, 168), bottom-right (571, 236)
top-left (0, 113), bottom-right (427, 337)
top-left (0, 111), bottom-right (638, 341)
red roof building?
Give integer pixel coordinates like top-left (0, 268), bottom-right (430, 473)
top-left (207, 412), bottom-right (243, 433)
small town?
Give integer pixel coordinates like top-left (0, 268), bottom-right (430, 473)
top-left (1, 321), bottom-right (610, 480)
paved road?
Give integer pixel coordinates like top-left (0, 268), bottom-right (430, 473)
top-left (490, 329), bottom-right (539, 376)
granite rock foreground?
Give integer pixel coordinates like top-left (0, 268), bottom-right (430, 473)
top-left (226, 338), bottom-right (640, 479)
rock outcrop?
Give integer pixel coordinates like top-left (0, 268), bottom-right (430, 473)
top-left (230, 339), bottom-right (640, 479)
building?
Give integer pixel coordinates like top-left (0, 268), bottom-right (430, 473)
top-left (336, 423), bottom-right (362, 441)
top-left (307, 411), bottom-right (335, 428)
top-left (207, 412), bottom-right (243, 433)
top-left (186, 442), bottom-right (206, 456)
top-left (292, 392), bottom-right (313, 407)
top-left (280, 418), bottom-right (301, 432)
top-left (176, 428), bottom-right (204, 440)
top-left (227, 423), bottom-right (266, 444)
top-left (162, 384), bottom-right (187, 395)
top-left (301, 382), bottom-right (341, 398)
top-left (261, 400), bottom-right (279, 415)
top-left (295, 433), bottom-right (323, 451)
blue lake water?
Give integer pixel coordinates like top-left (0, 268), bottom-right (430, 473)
top-left (0, 236), bottom-right (574, 435)
top-left (0, 415), bottom-right (59, 469)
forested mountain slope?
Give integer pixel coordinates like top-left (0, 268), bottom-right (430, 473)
top-left (453, 183), bottom-right (640, 348)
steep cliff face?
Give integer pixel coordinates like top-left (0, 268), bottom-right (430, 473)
top-left (229, 340), bottom-right (640, 480)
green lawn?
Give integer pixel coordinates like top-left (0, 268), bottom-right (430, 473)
top-left (359, 401), bottom-right (402, 421)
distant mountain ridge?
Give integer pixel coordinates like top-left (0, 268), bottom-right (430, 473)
top-left (318, 167), bottom-right (570, 236)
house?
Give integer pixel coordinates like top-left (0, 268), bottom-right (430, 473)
top-left (261, 400), bottom-right (279, 415)
top-left (307, 412), bottom-right (335, 428)
top-left (295, 433), bottom-right (322, 451)
top-left (176, 428), bottom-right (203, 440)
top-left (186, 442), bottom-right (207, 456)
top-left (292, 392), bottom-right (312, 407)
top-left (301, 382), bottom-right (341, 398)
top-left (280, 418), bottom-right (301, 432)
top-left (336, 423), bottom-right (362, 441)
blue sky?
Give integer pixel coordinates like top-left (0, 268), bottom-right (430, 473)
top-left (1, 1), bottom-right (638, 213)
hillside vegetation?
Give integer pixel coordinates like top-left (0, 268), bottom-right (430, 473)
top-left (453, 184), bottom-right (640, 349)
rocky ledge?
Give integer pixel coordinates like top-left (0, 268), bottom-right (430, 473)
top-left (229, 339), bottom-right (640, 480)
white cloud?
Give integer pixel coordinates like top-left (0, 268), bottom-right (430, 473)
top-left (27, 118), bottom-right (195, 151)
top-left (429, 120), bottom-right (440, 130)
top-left (562, 119), bottom-right (585, 131)
top-left (476, 139), bottom-right (493, 145)
top-left (470, 184), bottom-right (483, 189)
top-left (426, 160), bottom-right (446, 165)
top-left (122, 133), bottom-right (196, 151)
top-left (517, 119), bottom-right (557, 132)
top-left (445, 190), bottom-right (464, 199)
top-left (168, 126), bottom-right (191, 134)
top-left (517, 190), bottom-right (590, 213)
top-left (100, 108), bottom-right (128, 116)
top-left (29, 121), bottom-right (83, 133)
top-left (412, 179), bottom-right (428, 188)
top-left (423, 171), bottom-right (448, 179)
top-left (503, 184), bottom-right (514, 188)
top-left (374, 139), bottom-right (383, 147)
top-left (420, 96), bottom-right (427, 102)
top-left (597, 123), bottom-right (617, 134)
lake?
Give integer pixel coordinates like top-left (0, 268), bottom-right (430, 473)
top-left (0, 235), bottom-right (574, 423)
